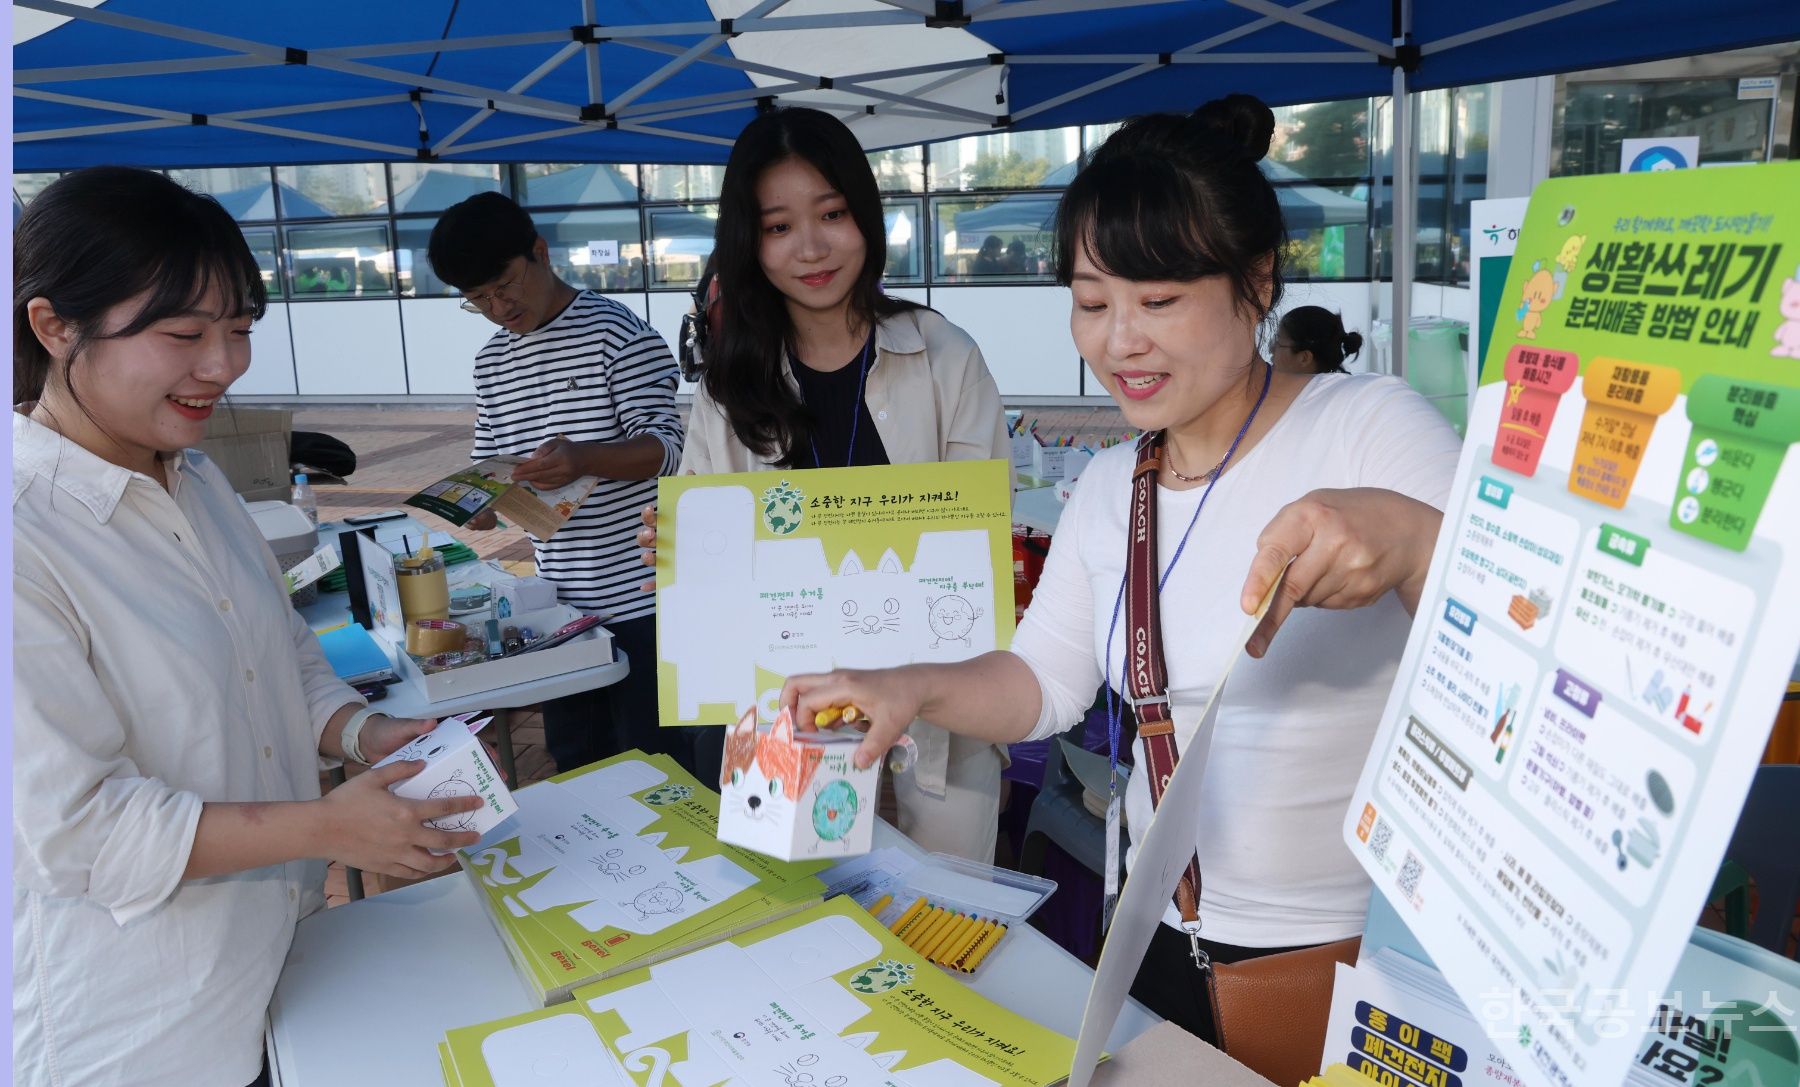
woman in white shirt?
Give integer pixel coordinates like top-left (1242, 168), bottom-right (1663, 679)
top-left (651, 107), bottom-right (1012, 863)
top-left (780, 96), bottom-right (1463, 1042)
top-left (12, 167), bottom-right (488, 1087)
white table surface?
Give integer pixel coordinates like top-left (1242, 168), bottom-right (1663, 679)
top-left (1013, 485), bottom-right (1065, 536)
top-left (302, 517), bottom-right (627, 718)
top-left (267, 822), bottom-right (1159, 1086)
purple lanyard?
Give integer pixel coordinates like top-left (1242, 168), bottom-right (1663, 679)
top-left (800, 335), bottom-right (874, 469)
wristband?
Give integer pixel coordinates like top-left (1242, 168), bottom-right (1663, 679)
top-left (340, 705), bottom-right (385, 765)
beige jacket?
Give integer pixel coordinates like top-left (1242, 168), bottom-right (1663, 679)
top-left (679, 306), bottom-right (1011, 799)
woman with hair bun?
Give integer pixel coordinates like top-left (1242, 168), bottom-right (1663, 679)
top-left (779, 93), bottom-right (1463, 1042)
top-left (1273, 305), bottom-right (1364, 374)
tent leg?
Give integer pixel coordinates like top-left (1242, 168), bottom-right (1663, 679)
top-left (1391, 63), bottom-right (1412, 380)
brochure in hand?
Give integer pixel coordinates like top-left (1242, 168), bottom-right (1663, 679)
top-left (406, 455), bottom-right (598, 540)
top-left (456, 751), bottom-right (829, 1007)
top-left (438, 897), bottom-right (1093, 1087)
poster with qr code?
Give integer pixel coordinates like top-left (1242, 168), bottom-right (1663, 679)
top-left (1344, 162), bottom-right (1800, 1087)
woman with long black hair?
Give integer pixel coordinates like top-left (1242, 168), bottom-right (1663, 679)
top-left (664, 106), bottom-right (1012, 862)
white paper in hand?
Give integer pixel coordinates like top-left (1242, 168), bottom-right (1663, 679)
top-left (1065, 569), bottom-right (1285, 1087)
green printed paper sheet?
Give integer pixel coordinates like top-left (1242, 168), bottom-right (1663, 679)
top-left (1346, 162), bottom-right (1800, 1087)
top-left (655, 460), bottom-right (1016, 727)
top-left (442, 897), bottom-right (1087, 1087)
top-left (458, 752), bottom-right (826, 1005)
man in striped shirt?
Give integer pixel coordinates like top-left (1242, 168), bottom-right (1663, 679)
top-left (429, 192), bottom-right (686, 775)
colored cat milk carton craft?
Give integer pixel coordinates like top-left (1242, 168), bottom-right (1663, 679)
top-left (717, 707), bottom-right (878, 862)
top-left (371, 714), bottom-right (516, 848)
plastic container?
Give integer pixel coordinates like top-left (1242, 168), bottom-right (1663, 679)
top-left (247, 500), bottom-right (321, 608)
top-left (875, 854), bottom-right (1057, 975)
top-left (290, 473), bottom-right (318, 526)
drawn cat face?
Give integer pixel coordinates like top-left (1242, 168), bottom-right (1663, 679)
top-left (827, 548), bottom-right (922, 668)
top-left (720, 708), bottom-right (821, 824)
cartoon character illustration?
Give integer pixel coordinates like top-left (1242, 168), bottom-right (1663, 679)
top-left (828, 549), bottom-right (924, 669)
top-left (624, 883), bottom-right (686, 920)
top-left (1554, 233), bottom-right (1586, 273)
top-left (848, 958), bottom-right (915, 994)
top-left (641, 783), bottom-right (693, 807)
top-left (833, 550), bottom-right (908, 637)
top-left (719, 708), bottom-right (821, 824)
top-left (590, 847), bottom-right (648, 884)
top-left (1772, 266), bottom-right (1800, 358)
top-left (761, 479), bottom-right (806, 536)
top-left (925, 593), bottom-right (983, 649)
top-left (426, 771), bottom-right (480, 832)
top-left (810, 779), bottom-right (861, 842)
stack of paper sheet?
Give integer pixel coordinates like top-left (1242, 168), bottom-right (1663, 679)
top-left (457, 751), bottom-right (828, 1006)
top-left (437, 897), bottom-right (1092, 1087)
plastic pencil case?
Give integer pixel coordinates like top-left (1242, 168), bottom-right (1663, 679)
top-left (908, 853), bottom-right (1056, 926)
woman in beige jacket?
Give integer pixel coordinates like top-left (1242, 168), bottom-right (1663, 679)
top-left (657, 107), bottom-right (1011, 862)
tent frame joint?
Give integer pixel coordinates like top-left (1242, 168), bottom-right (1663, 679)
top-left (925, 1), bottom-right (971, 29)
top-left (190, 113), bottom-right (207, 126)
top-left (570, 25), bottom-right (607, 45)
top-left (1379, 43), bottom-right (1421, 72)
top-left (991, 112), bottom-right (1011, 128)
top-left (719, 19), bottom-right (740, 37)
top-left (579, 102), bottom-right (610, 122)
top-left (284, 46), bottom-right (307, 66)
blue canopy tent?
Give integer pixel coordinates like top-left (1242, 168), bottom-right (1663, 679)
top-left (14, 0), bottom-right (1799, 368)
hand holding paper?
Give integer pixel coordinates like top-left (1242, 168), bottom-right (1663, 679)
top-left (1242, 487), bottom-right (1443, 658)
top-left (511, 436), bottom-right (584, 489)
top-left (316, 761), bottom-right (485, 878)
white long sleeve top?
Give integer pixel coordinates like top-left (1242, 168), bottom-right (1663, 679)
top-left (11, 411), bottom-right (362, 1086)
top-left (1010, 373), bottom-right (1463, 947)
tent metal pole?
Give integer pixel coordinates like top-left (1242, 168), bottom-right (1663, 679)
top-left (16, 119), bottom-right (184, 142)
top-left (607, 1), bottom-right (789, 115)
top-left (582, 0), bottom-right (602, 106)
top-left (1222, 0), bottom-right (1395, 58)
top-left (1011, 0), bottom-right (1344, 124)
top-left (17, 55), bottom-right (276, 84)
top-left (1420, 0), bottom-right (1620, 56)
top-left (432, 41), bottom-right (584, 154)
top-left (1007, 52), bottom-right (1374, 64)
top-left (1390, 1), bottom-right (1413, 379)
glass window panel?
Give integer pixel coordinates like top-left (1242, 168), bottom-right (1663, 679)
top-left (1278, 183), bottom-right (1369, 280)
top-left (1084, 122), bottom-right (1124, 154)
top-left (881, 198), bottom-right (924, 284)
top-left (519, 163), bottom-right (640, 206)
top-left (535, 207), bottom-right (650, 292)
top-left (394, 217), bottom-right (448, 297)
top-left (867, 146), bottom-right (925, 193)
top-left (928, 128), bottom-right (1079, 191)
top-left (240, 226), bottom-right (285, 300)
top-left (1268, 99), bottom-right (1371, 180)
top-left (13, 173), bottom-right (59, 208)
top-left (1372, 177), bottom-right (1448, 281)
top-left (274, 163), bottom-right (389, 217)
top-left (1448, 84), bottom-right (1493, 286)
top-left (1554, 76), bottom-right (1775, 177)
top-left (388, 162), bottom-right (502, 215)
top-left (167, 167), bottom-right (277, 221)
top-left (641, 164), bottom-right (727, 202)
top-left (645, 204), bottom-right (719, 288)
top-left (932, 194), bottom-right (1058, 282)
top-left (284, 221), bottom-right (394, 296)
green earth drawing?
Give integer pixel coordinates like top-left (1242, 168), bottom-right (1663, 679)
top-left (762, 479), bottom-right (806, 536)
top-left (812, 779), bottom-right (860, 841)
top-left (641, 783), bottom-right (692, 807)
top-left (848, 958), bottom-right (914, 994)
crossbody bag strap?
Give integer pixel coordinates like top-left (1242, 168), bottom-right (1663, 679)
top-left (1123, 432), bottom-right (1204, 934)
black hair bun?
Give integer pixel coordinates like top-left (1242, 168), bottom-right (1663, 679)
top-left (1342, 330), bottom-right (1364, 357)
top-left (1194, 94), bottom-right (1275, 162)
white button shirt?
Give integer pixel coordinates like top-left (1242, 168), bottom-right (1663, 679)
top-left (11, 412), bottom-right (362, 1087)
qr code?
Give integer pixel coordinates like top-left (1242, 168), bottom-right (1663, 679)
top-left (1397, 851), bottom-right (1424, 900)
top-left (1368, 818), bottom-right (1394, 862)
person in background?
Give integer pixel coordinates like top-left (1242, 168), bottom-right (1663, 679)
top-left (641, 106), bottom-right (1013, 862)
top-left (972, 234), bottom-right (1007, 276)
top-left (1271, 305), bottom-right (1363, 375)
top-left (778, 95), bottom-right (1462, 1043)
top-left (13, 166), bottom-right (486, 1087)
top-left (427, 194), bottom-right (689, 776)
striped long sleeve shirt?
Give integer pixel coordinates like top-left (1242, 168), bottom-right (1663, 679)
top-left (471, 291), bottom-right (682, 622)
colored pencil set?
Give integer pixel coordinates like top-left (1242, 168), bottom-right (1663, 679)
top-left (885, 896), bottom-right (1009, 973)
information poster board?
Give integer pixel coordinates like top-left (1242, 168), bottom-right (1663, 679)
top-left (655, 460), bottom-right (1015, 728)
top-left (1343, 162), bottom-right (1800, 1087)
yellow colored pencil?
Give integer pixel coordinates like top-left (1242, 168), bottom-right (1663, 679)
top-left (960, 922), bottom-right (1009, 973)
top-left (891, 897), bottom-right (929, 938)
top-left (924, 912), bottom-right (972, 962)
top-left (868, 893), bottom-right (894, 919)
top-left (948, 919), bottom-right (995, 967)
top-left (908, 907), bottom-right (954, 954)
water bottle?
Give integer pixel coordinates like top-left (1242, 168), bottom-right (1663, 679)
top-left (291, 473), bottom-right (318, 526)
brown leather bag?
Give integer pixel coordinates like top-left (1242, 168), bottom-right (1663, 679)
top-left (1204, 936), bottom-right (1361, 1087)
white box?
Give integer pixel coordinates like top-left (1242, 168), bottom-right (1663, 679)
top-left (390, 604), bottom-right (614, 701)
top-left (372, 715), bottom-right (517, 840)
top-left (493, 575), bottom-right (557, 619)
top-left (715, 708), bottom-right (878, 862)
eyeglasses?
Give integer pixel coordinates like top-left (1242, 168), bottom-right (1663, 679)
top-left (459, 273), bottom-right (525, 313)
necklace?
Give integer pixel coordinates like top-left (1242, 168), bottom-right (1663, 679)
top-left (798, 333), bottom-right (874, 469)
top-left (1164, 447), bottom-right (1225, 484)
